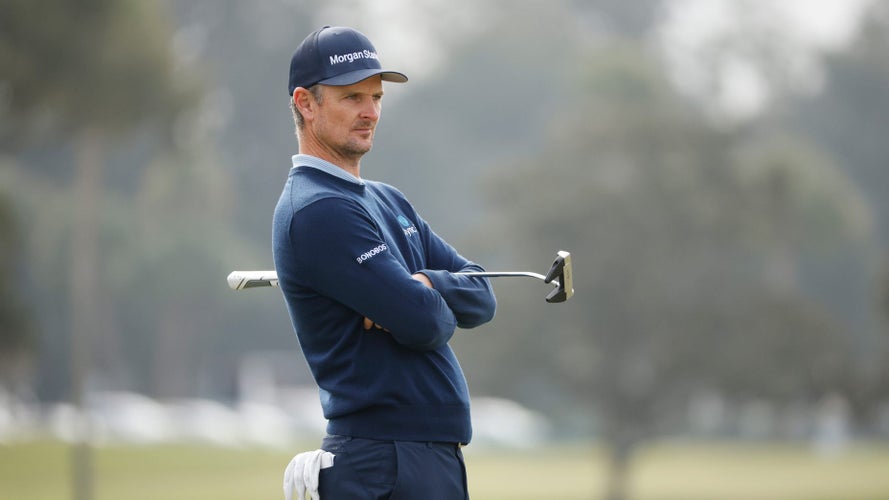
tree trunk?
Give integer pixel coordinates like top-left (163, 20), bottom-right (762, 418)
top-left (153, 301), bottom-right (193, 399)
top-left (604, 439), bottom-right (634, 500)
top-left (69, 127), bottom-right (104, 500)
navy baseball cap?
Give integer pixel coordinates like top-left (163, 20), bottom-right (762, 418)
top-left (288, 26), bottom-right (408, 96)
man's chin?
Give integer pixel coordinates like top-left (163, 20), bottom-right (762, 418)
top-left (343, 141), bottom-right (373, 157)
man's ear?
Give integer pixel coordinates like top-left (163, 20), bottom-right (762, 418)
top-left (293, 87), bottom-right (316, 120)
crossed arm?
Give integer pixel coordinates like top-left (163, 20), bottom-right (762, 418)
top-left (289, 197), bottom-right (496, 350)
top-left (363, 272), bottom-right (434, 331)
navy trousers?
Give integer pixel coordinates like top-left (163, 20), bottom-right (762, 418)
top-left (318, 435), bottom-right (469, 499)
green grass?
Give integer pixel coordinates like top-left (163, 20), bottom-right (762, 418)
top-left (631, 442), bottom-right (889, 500)
top-left (2, 439), bottom-right (889, 499)
top-left (0, 439), bottom-right (291, 500)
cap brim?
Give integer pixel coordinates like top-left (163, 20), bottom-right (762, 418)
top-left (320, 69), bottom-right (408, 86)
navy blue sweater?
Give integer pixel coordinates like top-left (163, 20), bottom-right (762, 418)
top-left (272, 155), bottom-right (496, 444)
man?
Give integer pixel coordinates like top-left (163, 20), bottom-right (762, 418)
top-left (273, 26), bottom-right (497, 499)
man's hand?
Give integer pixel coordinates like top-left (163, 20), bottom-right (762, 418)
top-left (363, 317), bottom-right (388, 331)
top-left (410, 272), bottom-right (433, 289)
top-left (363, 272), bottom-right (434, 330)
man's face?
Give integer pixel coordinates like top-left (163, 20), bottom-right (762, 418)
top-left (310, 76), bottom-right (384, 161)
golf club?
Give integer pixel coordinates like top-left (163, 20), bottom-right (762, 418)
top-left (227, 250), bottom-right (574, 303)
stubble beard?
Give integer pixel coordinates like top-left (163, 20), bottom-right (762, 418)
top-left (309, 115), bottom-right (376, 164)
top-left (338, 123), bottom-right (374, 159)
top-left (338, 137), bottom-right (372, 158)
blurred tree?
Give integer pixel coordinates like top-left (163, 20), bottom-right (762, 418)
top-left (0, 0), bottom-right (194, 390)
top-left (1, 1), bottom-right (194, 498)
top-left (788, 1), bottom-right (889, 247)
top-left (0, 0), bottom-right (191, 146)
top-left (371, 0), bottom-right (584, 240)
top-left (0, 0), bottom-right (340, 407)
top-left (570, 0), bottom-right (668, 37)
top-left (168, 0), bottom-right (324, 247)
top-left (151, 0), bottom-right (329, 399)
top-left (0, 194), bottom-right (36, 398)
top-left (785, 0), bottom-right (889, 430)
top-left (478, 41), bottom-right (873, 500)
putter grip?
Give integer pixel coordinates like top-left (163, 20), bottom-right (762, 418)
top-left (227, 271), bottom-right (279, 290)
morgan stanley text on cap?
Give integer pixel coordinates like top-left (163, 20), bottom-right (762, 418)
top-left (288, 26), bottom-right (408, 96)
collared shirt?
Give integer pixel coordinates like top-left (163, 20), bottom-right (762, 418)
top-left (292, 154), bottom-right (365, 186)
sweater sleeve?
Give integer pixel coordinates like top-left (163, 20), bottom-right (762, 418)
top-left (288, 197), bottom-right (458, 351)
top-left (414, 217), bottom-right (497, 329)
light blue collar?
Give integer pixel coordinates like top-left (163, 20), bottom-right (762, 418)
top-left (291, 154), bottom-right (365, 186)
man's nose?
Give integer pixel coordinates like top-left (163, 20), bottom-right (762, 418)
top-left (360, 100), bottom-right (380, 120)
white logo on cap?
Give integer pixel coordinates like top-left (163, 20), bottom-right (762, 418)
top-left (330, 49), bottom-right (379, 66)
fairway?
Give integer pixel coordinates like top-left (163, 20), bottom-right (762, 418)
top-left (2, 440), bottom-right (889, 499)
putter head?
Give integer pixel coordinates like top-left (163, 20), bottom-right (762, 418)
top-left (543, 251), bottom-right (574, 303)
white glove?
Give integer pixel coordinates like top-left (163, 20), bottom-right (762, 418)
top-left (283, 449), bottom-right (335, 500)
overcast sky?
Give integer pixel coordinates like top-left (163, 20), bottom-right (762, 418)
top-left (660, 0), bottom-right (875, 119)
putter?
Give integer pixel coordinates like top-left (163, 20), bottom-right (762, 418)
top-left (227, 250), bottom-right (574, 303)
top-left (453, 250), bottom-right (574, 303)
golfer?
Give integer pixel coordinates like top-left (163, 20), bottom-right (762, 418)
top-left (273, 26), bottom-right (497, 499)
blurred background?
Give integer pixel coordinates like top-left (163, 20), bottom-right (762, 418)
top-left (2, 0), bottom-right (889, 498)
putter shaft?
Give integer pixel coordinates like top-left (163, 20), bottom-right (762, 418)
top-left (227, 251), bottom-right (573, 303)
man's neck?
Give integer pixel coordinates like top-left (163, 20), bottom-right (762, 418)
top-left (299, 143), bottom-right (362, 179)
